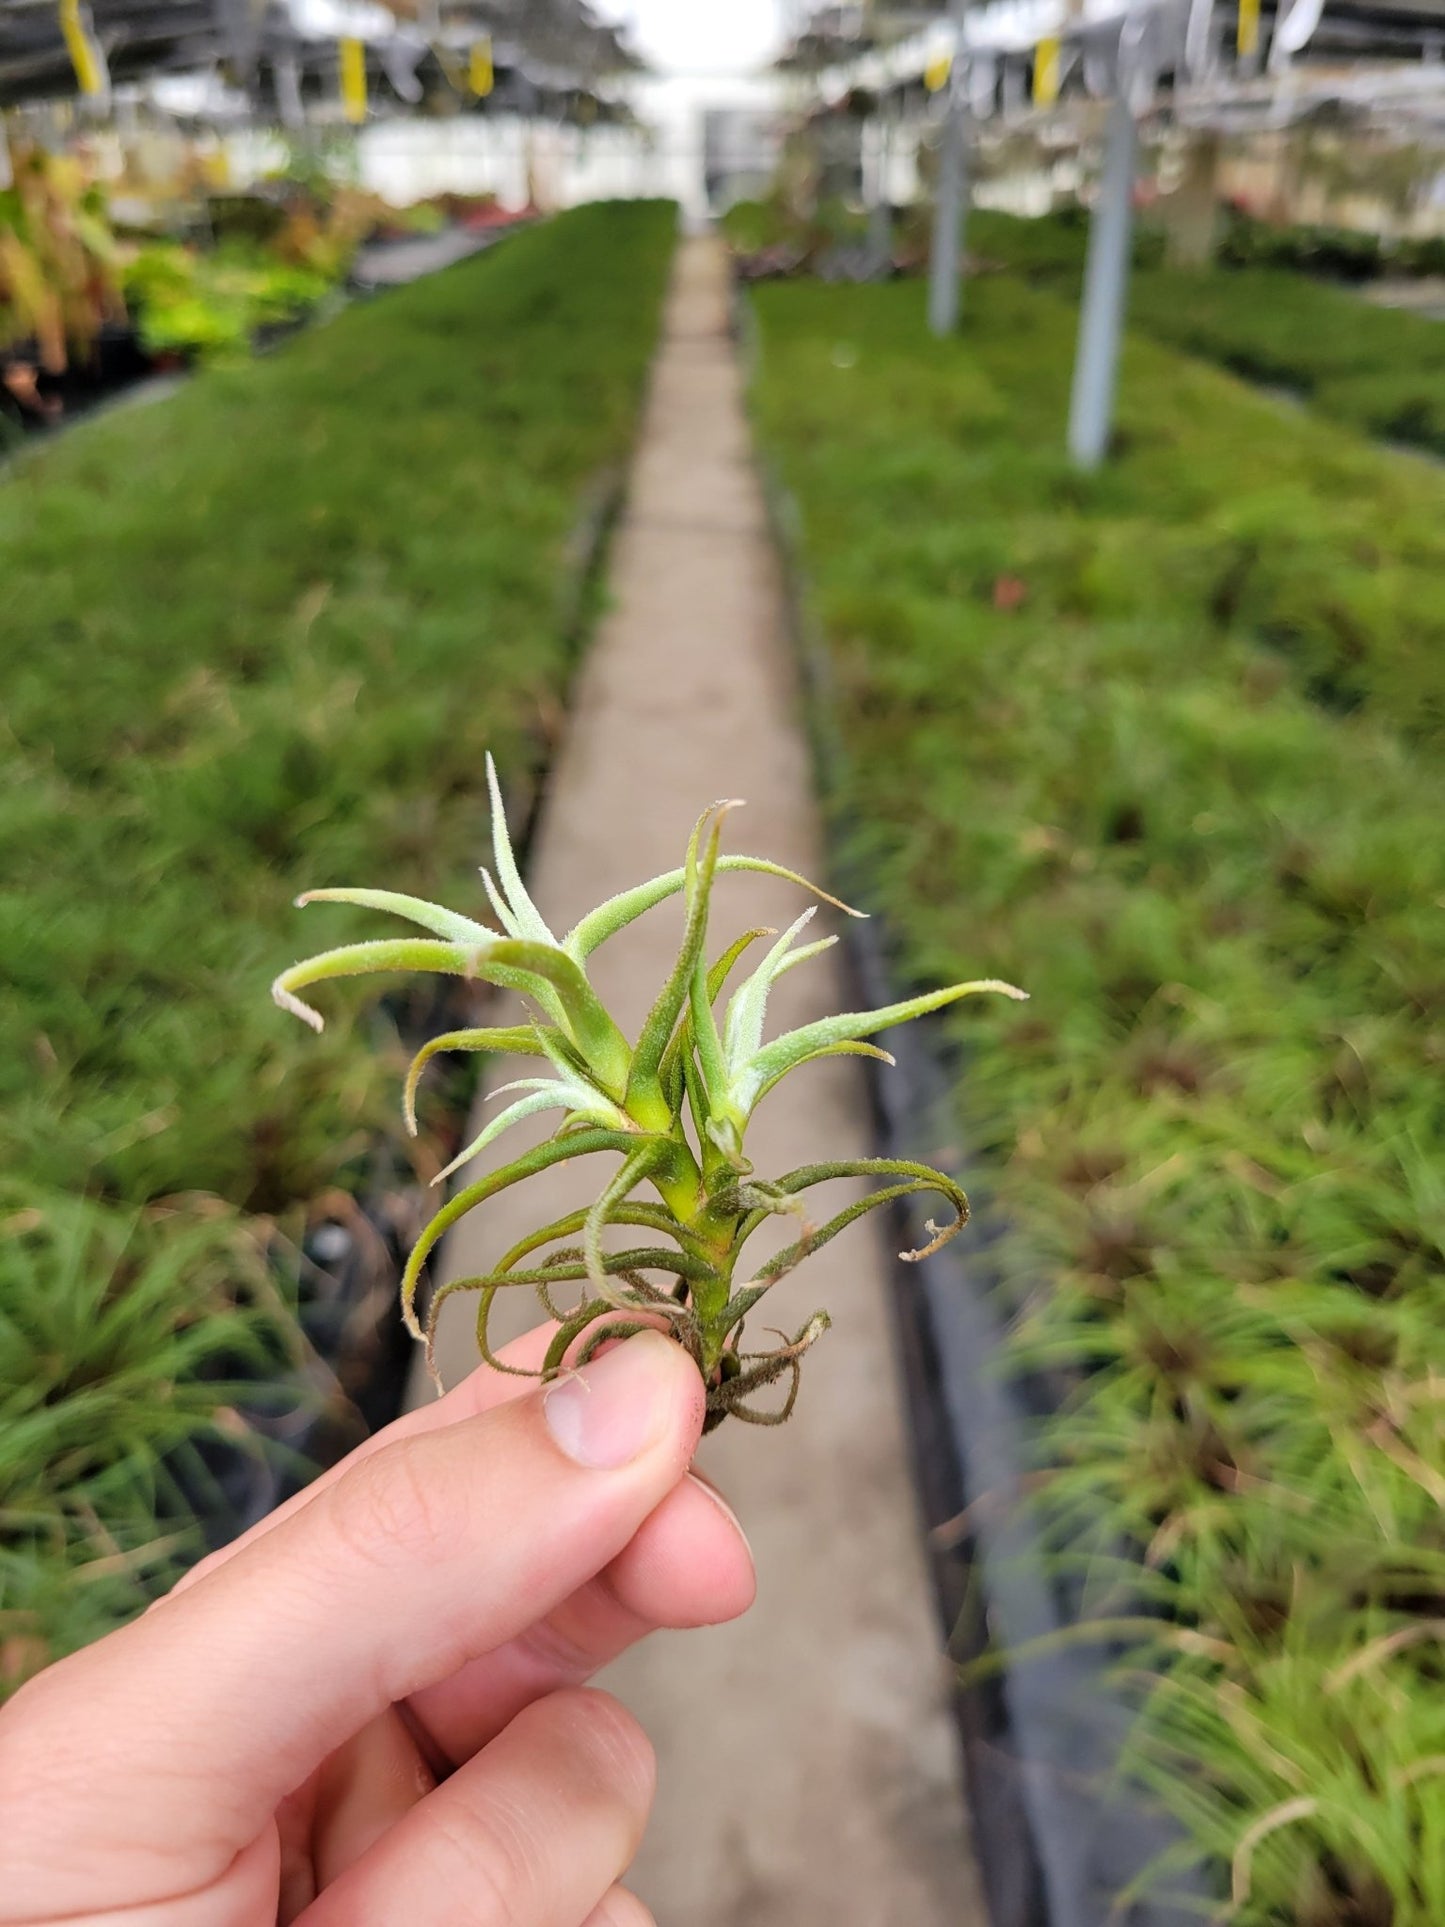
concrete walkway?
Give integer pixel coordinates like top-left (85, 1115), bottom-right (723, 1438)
top-left (410, 234), bottom-right (986, 1926)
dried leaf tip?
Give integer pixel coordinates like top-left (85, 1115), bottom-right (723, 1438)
top-left (272, 978), bottom-right (325, 1032)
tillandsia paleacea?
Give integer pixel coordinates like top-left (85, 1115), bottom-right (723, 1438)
top-left (272, 758), bottom-right (1026, 1429)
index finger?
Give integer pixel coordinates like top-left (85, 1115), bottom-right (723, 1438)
top-left (172, 1320), bottom-right (558, 1598)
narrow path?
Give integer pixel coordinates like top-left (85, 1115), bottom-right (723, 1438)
top-left (351, 225), bottom-right (498, 287)
top-left (412, 233), bottom-right (986, 1925)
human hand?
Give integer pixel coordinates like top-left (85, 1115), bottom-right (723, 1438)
top-left (0, 1328), bottom-right (753, 1925)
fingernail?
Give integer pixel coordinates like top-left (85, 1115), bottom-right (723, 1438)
top-left (544, 1332), bottom-right (680, 1469)
top-left (687, 1472), bottom-right (751, 1554)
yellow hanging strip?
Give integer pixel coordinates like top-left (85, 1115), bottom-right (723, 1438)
top-left (1033, 36), bottom-right (1061, 107)
top-left (924, 48), bottom-right (953, 94)
top-left (469, 34), bottom-right (494, 98)
top-left (1236, 0), bottom-right (1261, 56)
top-left (58, 0), bottom-right (106, 98)
top-left (339, 37), bottom-right (367, 123)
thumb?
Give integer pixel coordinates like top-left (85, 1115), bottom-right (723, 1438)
top-left (0, 1332), bottom-right (703, 1921)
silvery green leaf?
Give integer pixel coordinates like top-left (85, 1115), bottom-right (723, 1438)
top-left (705, 926), bottom-right (777, 1003)
top-left (582, 1138), bottom-right (674, 1302)
top-left (296, 888), bottom-right (492, 945)
top-left (485, 752), bottom-right (556, 946)
top-left (272, 938), bottom-right (481, 1032)
top-left (773, 935), bottom-right (837, 979)
top-left (403, 1024), bottom-right (553, 1133)
top-left (683, 809), bottom-right (735, 1132)
top-left (626, 799), bottom-right (735, 1128)
top-left (432, 1080), bottom-right (630, 1187)
top-left (399, 1126), bottom-right (635, 1338)
top-left (748, 1038), bottom-right (895, 1107)
top-left (532, 1019), bottom-right (626, 1102)
top-left (563, 854), bottom-right (864, 961)
top-left (479, 866), bottom-right (522, 939)
top-left (730, 978), bottom-right (1027, 1116)
top-left (485, 938), bottom-right (631, 1092)
top-left (721, 908), bottom-right (834, 1075)
top-left (656, 925), bottom-right (774, 1116)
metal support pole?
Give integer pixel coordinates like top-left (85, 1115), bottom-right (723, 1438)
top-left (867, 109), bottom-right (893, 276)
top-left (927, 68), bottom-right (970, 334)
top-left (1068, 94), bottom-right (1138, 469)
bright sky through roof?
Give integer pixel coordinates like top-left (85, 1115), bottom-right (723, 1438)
top-left (598, 0), bottom-right (785, 76)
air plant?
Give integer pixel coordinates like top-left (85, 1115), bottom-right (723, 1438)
top-left (273, 759), bottom-right (1025, 1427)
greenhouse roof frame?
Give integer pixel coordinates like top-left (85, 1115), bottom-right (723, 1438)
top-left (791, 0), bottom-right (1445, 132)
top-left (0, 0), bottom-right (641, 109)
top-left (0, 0), bottom-right (222, 105)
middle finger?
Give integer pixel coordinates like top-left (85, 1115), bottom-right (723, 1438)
top-left (406, 1470), bottom-right (753, 1765)
top-left (306, 1473), bottom-right (751, 1885)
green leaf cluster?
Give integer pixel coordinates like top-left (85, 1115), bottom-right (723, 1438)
top-left (0, 1191), bottom-right (292, 1690)
top-left (122, 241), bottom-right (336, 362)
top-left (276, 761), bottom-right (1023, 1425)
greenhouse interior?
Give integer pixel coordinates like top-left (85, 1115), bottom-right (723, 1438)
top-left (2, 0), bottom-right (1443, 1921)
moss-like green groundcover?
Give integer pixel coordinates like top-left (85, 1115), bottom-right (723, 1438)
top-left (748, 274), bottom-right (1445, 1925)
top-left (972, 207), bottom-right (1445, 460)
top-left (1, 199), bottom-right (676, 1681)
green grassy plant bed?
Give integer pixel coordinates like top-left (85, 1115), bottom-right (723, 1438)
top-left (1212, 208), bottom-right (1445, 284)
top-left (0, 198), bottom-right (677, 1689)
top-left (972, 209), bottom-right (1445, 460)
top-left (1127, 266), bottom-right (1445, 460)
top-left (745, 275), bottom-right (1445, 1925)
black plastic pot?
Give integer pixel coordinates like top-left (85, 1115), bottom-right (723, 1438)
top-left (1, 323), bottom-right (158, 437)
top-left (180, 984), bottom-right (476, 1549)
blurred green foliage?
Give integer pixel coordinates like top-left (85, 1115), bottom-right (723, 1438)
top-left (1214, 206), bottom-right (1445, 281)
top-left (748, 273), bottom-right (1445, 1923)
top-left (720, 192), bottom-right (871, 266)
top-left (973, 207), bottom-right (1445, 458)
top-left (123, 242), bottom-right (335, 360)
top-left (1130, 265), bottom-right (1445, 458)
top-left (0, 200), bottom-right (677, 1685)
top-left (0, 1191), bottom-right (292, 1686)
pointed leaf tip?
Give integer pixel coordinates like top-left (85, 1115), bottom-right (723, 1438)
top-left (484, 756), bottom-right (556, 946)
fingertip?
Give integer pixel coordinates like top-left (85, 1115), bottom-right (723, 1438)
top-left (680, 1473), bottom-right (757, 1619)
top-left (542, 1330), bottom-right (706, 1472)
top-left (543, 1686), bottom-right (656, 1816)
top-left (584, 1885), bottom-right (656, 1927)
top-left (606, 1474), bottom-right (756, 1629)
top-left (686, 1470), bottom-right (750, 1557)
